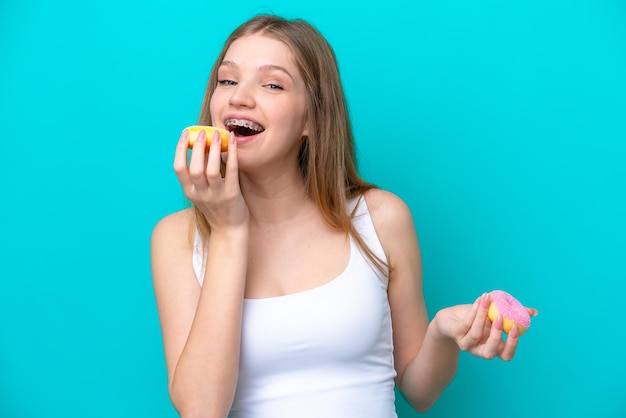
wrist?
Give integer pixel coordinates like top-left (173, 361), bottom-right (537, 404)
top-left (429, 310), bottom-right (458, 346)
top-left (209, 224), bottom-right (249, 242)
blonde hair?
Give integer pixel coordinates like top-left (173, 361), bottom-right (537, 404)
top-left (194, 15), bottom-right (386, 274)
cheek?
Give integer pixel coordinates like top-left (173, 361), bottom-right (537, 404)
top-left (208, 92), bottom-right (223, 122)
top-left (278, 100), bottom-right (307, 128)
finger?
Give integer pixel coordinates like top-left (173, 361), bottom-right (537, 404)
top-left (464, 293), bottom-right (491, 345)
top-left (455, 299), bottom-right (479, 349)
top-left (189, 129), bottom-right (208, 186)
top-left (499, 323), bottom-right (519, 361)
top-left (205, 129), bottom-right (224, 184)
top-left (526, 307), bottom-right (539, 317)
top-left (224, 131), bottom-right (239, 186)
top-left (482, 314), bottom-right (504, 359)
top-left (460, 294), bottom-right (482, 331)
top-left (455, 294), bottom-right (486, 351)
top-left (174, 128), bottom-right (192, 186)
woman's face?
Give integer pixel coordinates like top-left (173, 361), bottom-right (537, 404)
top-left (210, 34), bottom-right (309, 171)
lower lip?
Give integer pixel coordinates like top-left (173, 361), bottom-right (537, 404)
top-left (234, 132), bottom-right (262, 146)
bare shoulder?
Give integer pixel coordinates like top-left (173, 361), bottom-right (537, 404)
top-left (363, 189), bottom-right (416, 235)
top-left (151, 208), bottom-right (195, 250)
top-left (365, 190), bottom-right (428, 388)
top-left (150, 207), bottom-right (200, 304)
top-left (150, 208), bottom-right (197, 279)
top-left (363, 188), bottom-right (419, 268)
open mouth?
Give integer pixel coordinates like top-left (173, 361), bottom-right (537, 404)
top-left (225, 119), bottom-right (265, 137)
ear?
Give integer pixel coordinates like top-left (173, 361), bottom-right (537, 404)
top-left (301, 120), bottom-right (309, 139)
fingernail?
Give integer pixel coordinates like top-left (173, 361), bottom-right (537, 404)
top-left (495, 315), bottom-right (502, 331)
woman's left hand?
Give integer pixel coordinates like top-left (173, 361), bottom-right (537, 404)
top-left (432, 293), bottom-right (537, 362)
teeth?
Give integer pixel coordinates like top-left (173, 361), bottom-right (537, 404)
top-left (225, 119), bottom-right (264, 132)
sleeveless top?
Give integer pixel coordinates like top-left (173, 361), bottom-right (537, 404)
top-left (192, 197), bottom-right (398, 418)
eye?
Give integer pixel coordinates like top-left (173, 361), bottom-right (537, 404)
top-left (265, 83), bottom-right (283, 90)
top-left (217, 79), bottom-right (237, 86)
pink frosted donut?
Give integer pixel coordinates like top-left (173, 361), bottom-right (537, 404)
top-left (487, 290), bottom-right (531, 335)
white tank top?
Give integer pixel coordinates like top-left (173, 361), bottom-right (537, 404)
top-left (192, 197), bottom-right (398, 418)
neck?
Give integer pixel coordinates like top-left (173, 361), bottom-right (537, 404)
top-left (239, 167), bottom-right (316, 226)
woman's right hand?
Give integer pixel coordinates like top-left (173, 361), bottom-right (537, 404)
top-left (173, 128), bottom-right (249, 232)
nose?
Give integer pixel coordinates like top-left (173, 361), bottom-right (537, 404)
top-left (228, 81), bottom-right (255, 108)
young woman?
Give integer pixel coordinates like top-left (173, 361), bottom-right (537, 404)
top-left (151, 14), bottom-right (535, 418)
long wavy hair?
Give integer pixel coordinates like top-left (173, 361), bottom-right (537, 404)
top-left (193, 15), bottom-right (386, 274)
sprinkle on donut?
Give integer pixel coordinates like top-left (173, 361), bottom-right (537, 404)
top-left (487, 290), bottom-right (531, 335)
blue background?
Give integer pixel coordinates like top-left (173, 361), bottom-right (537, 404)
top-left (1, 0), bottom-right (625, 417)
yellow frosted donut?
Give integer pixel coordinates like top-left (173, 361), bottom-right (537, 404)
top-left (186, 126), bottom-right (230, 152)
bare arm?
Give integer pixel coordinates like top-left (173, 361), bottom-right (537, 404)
top-left (366, 189), bottom-right (451, 411)
top-left (399, 293), bottom-right (529, 411)
top-left (369, 189), bottom-right (533, 412)
top-left (151, 129), bottom-right (249, 417)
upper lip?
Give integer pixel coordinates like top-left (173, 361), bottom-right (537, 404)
top-left (221, 116), bottom-right (266, 137)
top-left (222, 114), bottom-right (264, 128)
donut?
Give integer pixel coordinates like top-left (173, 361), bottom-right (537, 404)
top-left (487, 290), bottom-right (531, 335)
top-left (186, 126), bottom-right (230, 152)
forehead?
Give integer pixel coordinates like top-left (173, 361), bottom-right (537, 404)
top-left (222, 34), bottom-right (297, 70)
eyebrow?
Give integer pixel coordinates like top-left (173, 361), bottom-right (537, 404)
top-left (220, 60), bottom-right (294, 81)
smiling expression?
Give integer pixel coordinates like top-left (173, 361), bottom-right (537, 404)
top-left (209, 34), bottom-right (310, 169)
